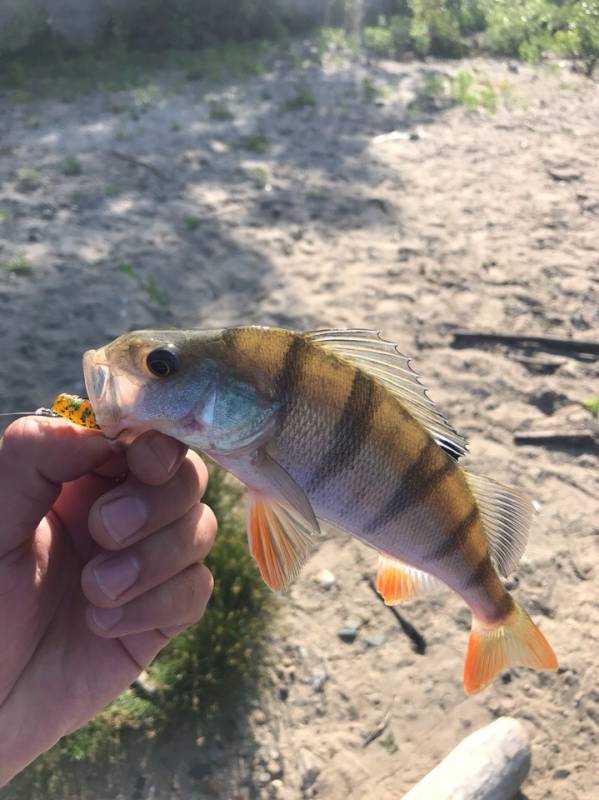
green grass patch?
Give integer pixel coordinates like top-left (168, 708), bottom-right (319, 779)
top-left (378, 732), bottom-right (399, 754)
top-left (246, 165), bottom-right (270, 187)
top-left (235, 133), bottom-right (270, 154)
top-left (581, 397), bottom-right (599, 417)
top-left (2, 254), bottom-right (33, 275)
top-left (118, 262), bottom-right (169, 306)
top-left (0, 209), bottom-right (10, 222)
top-left (282, 80), bottom-right (317, 111)
top-left (183, 214), bottom-right (202, 230)
top-left (208, 99), bottom-right (234, 121)
top-left (16, 166), bottom-right (42, 191)
top-left (8, 466), bottom-right (272, 800)
top-left (62, 157), bottom-right (83, 176)
top-left (449, 70), bottom-right (498, 111)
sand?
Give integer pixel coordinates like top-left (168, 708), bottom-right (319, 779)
top-left (0, 47), bottom-right (598, 799)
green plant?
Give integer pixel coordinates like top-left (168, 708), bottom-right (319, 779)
top-left (16, 166), bottom-right (42, 191)
top-left (282, 80), bottom-right (317, 110)
top-left (581, 397), bottom-right (599, 417)
top-left (247, 165), bottom-right (270, 186)
top-left (0, 209), bottom-right (10, 222)
top-left (118, 262), bottom-right (169, 306)
top-left (378, 733), bottom-right (398, 754)
top-left (62, 157), bottom-right (83, 176)
top-left (364, 15), bottom-right (397, 57)
top-left (235, 133), bottom-right (270, 153)
top-left (449, 70), bottom-right (498, 111)
top-left (486, 0), bottom-right (564, 61)
top-left (553, 1), bottom-right (599, 75)
top-left (411, 0), bottom-right (465, 57)
top-left (362, 77), bottom-right (381, 102)
top-left (208, 99), bottom-right (234, 120)
top-left (184, 214), bottom-right (202, 230)
top-left (2, 254), bottom-right (33, 275)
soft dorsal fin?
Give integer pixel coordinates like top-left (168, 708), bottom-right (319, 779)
top-left (376, 554), bottom-right (443, 605)
top-left (307, 329), bottom-right (467, 459)
top-left (465, 471), bottom-right (532, 576)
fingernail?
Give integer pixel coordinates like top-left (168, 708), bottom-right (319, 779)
top-left (92, 605), bottom-right (123, 631)
top-left (148, 434), bottom-right (180, 475)
top-left (93, 554), bottom-right (140, 600)
top-left (100, 496), bottom-right (147, 542)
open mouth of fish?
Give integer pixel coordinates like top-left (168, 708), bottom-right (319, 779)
top-left (83, 349), bottom-right (127, 439)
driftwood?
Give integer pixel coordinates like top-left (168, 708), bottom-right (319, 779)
top-left (402, 717), bottom-right (530, 800)
top-left (451, 330), bottom-right (599, 358)
top-left (514, 430), bottom-right (598, 449)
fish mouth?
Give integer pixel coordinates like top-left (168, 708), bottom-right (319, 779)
top-left (83, 348), bottom-right (125, 438)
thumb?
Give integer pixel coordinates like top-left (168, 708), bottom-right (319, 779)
top-left (0, 416), bottom-right (118, 556)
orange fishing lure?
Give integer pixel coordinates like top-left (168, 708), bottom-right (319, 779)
top-left (51, 393), bottom-right (101, 430)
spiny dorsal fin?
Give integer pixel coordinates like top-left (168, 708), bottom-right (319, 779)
top-left (465, 471), bottom-right (533, 577)
top-left (307, 329), bottom-right (467, 459)
top-left (376, 554), bottom-right (443, 605)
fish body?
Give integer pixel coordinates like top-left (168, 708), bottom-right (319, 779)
top-left (83, 326), bottom-right (557, 693)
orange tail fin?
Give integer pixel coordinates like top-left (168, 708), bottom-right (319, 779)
top-left (464, 602), bottom-right (558, 695)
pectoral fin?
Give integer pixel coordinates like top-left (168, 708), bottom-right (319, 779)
top-left (376, 554), bottom-right (442, 605)
top-left (247, 493), bottom-right (319, 592)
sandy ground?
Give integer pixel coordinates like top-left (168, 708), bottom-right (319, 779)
top-left (1, 45), bottom-right (598, 800)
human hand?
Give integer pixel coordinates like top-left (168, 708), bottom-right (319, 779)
top-left (0, 417), bottom-right (216, 785)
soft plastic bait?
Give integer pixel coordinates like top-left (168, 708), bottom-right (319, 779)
top-left (51, 393), bottom-right (101, 429)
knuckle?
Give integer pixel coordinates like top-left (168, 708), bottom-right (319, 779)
top-left (193, 503), bottom-right (217, 552)
top-left (0, 416), bottom-right (43, 457)
top-left (177, 454), bottom-right (207, 501)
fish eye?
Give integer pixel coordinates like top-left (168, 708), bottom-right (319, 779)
top-left (146, 347), bottom-right (180, 378)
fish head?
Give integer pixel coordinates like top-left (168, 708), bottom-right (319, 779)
top-left (83, 328), bottom-right (279, 452)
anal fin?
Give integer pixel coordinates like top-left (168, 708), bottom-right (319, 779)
top-left (375, 554), bottom-right (442, 605)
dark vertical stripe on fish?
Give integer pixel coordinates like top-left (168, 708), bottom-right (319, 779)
top-left (463, 553), bottom-right (495, 589)
top-left (274, 335), bottom-right (309, 417)
top-left (424, 506), bottom-right (480, 562)
top-left (307, 369), bottom-right (378, 491)
top-left (365, 440), bottom-right (454, 533)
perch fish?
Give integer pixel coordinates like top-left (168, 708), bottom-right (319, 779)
top-left (82, 326), bottom-right (558, 693)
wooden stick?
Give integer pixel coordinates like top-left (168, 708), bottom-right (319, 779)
top-left (452, 330), bottom-right (599, 357)
top-left (514, 430), bottom-right (598, 448)
top-left (109, 149), bottom-right (168, 180)
top-left (363, 696), bottom-right (395, 747)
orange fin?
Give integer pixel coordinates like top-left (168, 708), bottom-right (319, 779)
top-left (247, 493), bottom-right (318, 592)
top-left (464, 602), bottom-right (558, 694)
top-left (375, 554), bottom-right (442, 605)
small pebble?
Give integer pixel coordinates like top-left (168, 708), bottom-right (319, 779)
top-left (338, 626), bottom-right (358, 644)
top-left (317, 569), bottom-right (335, 590)
top-left (364, 633), bottom-right (386, 648)
top-left (312, 668), bottom-right (329, 692)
